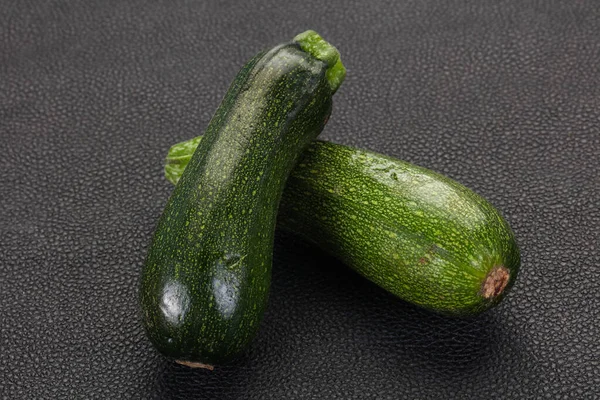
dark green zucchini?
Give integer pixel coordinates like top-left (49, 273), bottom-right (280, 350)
top-left (165, 139), bottom-right (520, 316)
top-left (140, 31), bottom-right (345, 368)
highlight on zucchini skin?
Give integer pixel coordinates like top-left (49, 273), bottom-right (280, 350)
top-left (165, 138), bottom-right (520, 317)
top-left (140, 31), bottom-right (345, 368)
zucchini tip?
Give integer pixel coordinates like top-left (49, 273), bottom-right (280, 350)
top-left (481, 266), bottom-right (510, 299)
top-left (176, 360), bottom-right (215, 370)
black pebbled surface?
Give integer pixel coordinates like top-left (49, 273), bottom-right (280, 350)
top-left (1, 1), bottom-right (599, 398)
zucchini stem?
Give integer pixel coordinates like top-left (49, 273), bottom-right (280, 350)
top-left (293, 30), bottom-right (346, 93)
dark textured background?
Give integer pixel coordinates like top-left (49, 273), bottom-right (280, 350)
top-left (1, 1), bottom-right (599, 398)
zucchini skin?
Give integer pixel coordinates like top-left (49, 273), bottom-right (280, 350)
top-left (140, 42), bottom-right (335, 365)
top-left (166, 140), bottom-right (520, 316)
top-left (280, 141), bottom-right (520, 316)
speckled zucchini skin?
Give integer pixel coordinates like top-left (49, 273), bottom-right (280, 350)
top-left (279, 141), bottom-right (520, 316)
top-left (166, 140), bottom-right (520, 316)
top-left (140, 42), bottom-right (334, 365)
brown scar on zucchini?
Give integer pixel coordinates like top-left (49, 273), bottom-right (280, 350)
top-left (481, 266), bottom-right (510, 299)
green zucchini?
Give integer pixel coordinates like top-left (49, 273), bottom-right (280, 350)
top-left (165, 139), bottom-right (520, 317)
top-left (140, 31), bottom-right (346, 368)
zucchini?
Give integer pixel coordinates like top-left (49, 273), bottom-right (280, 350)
top-left (165, 139), bottom-right (520, 316)
top-left (140, 31), bottom-right (346, 368)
